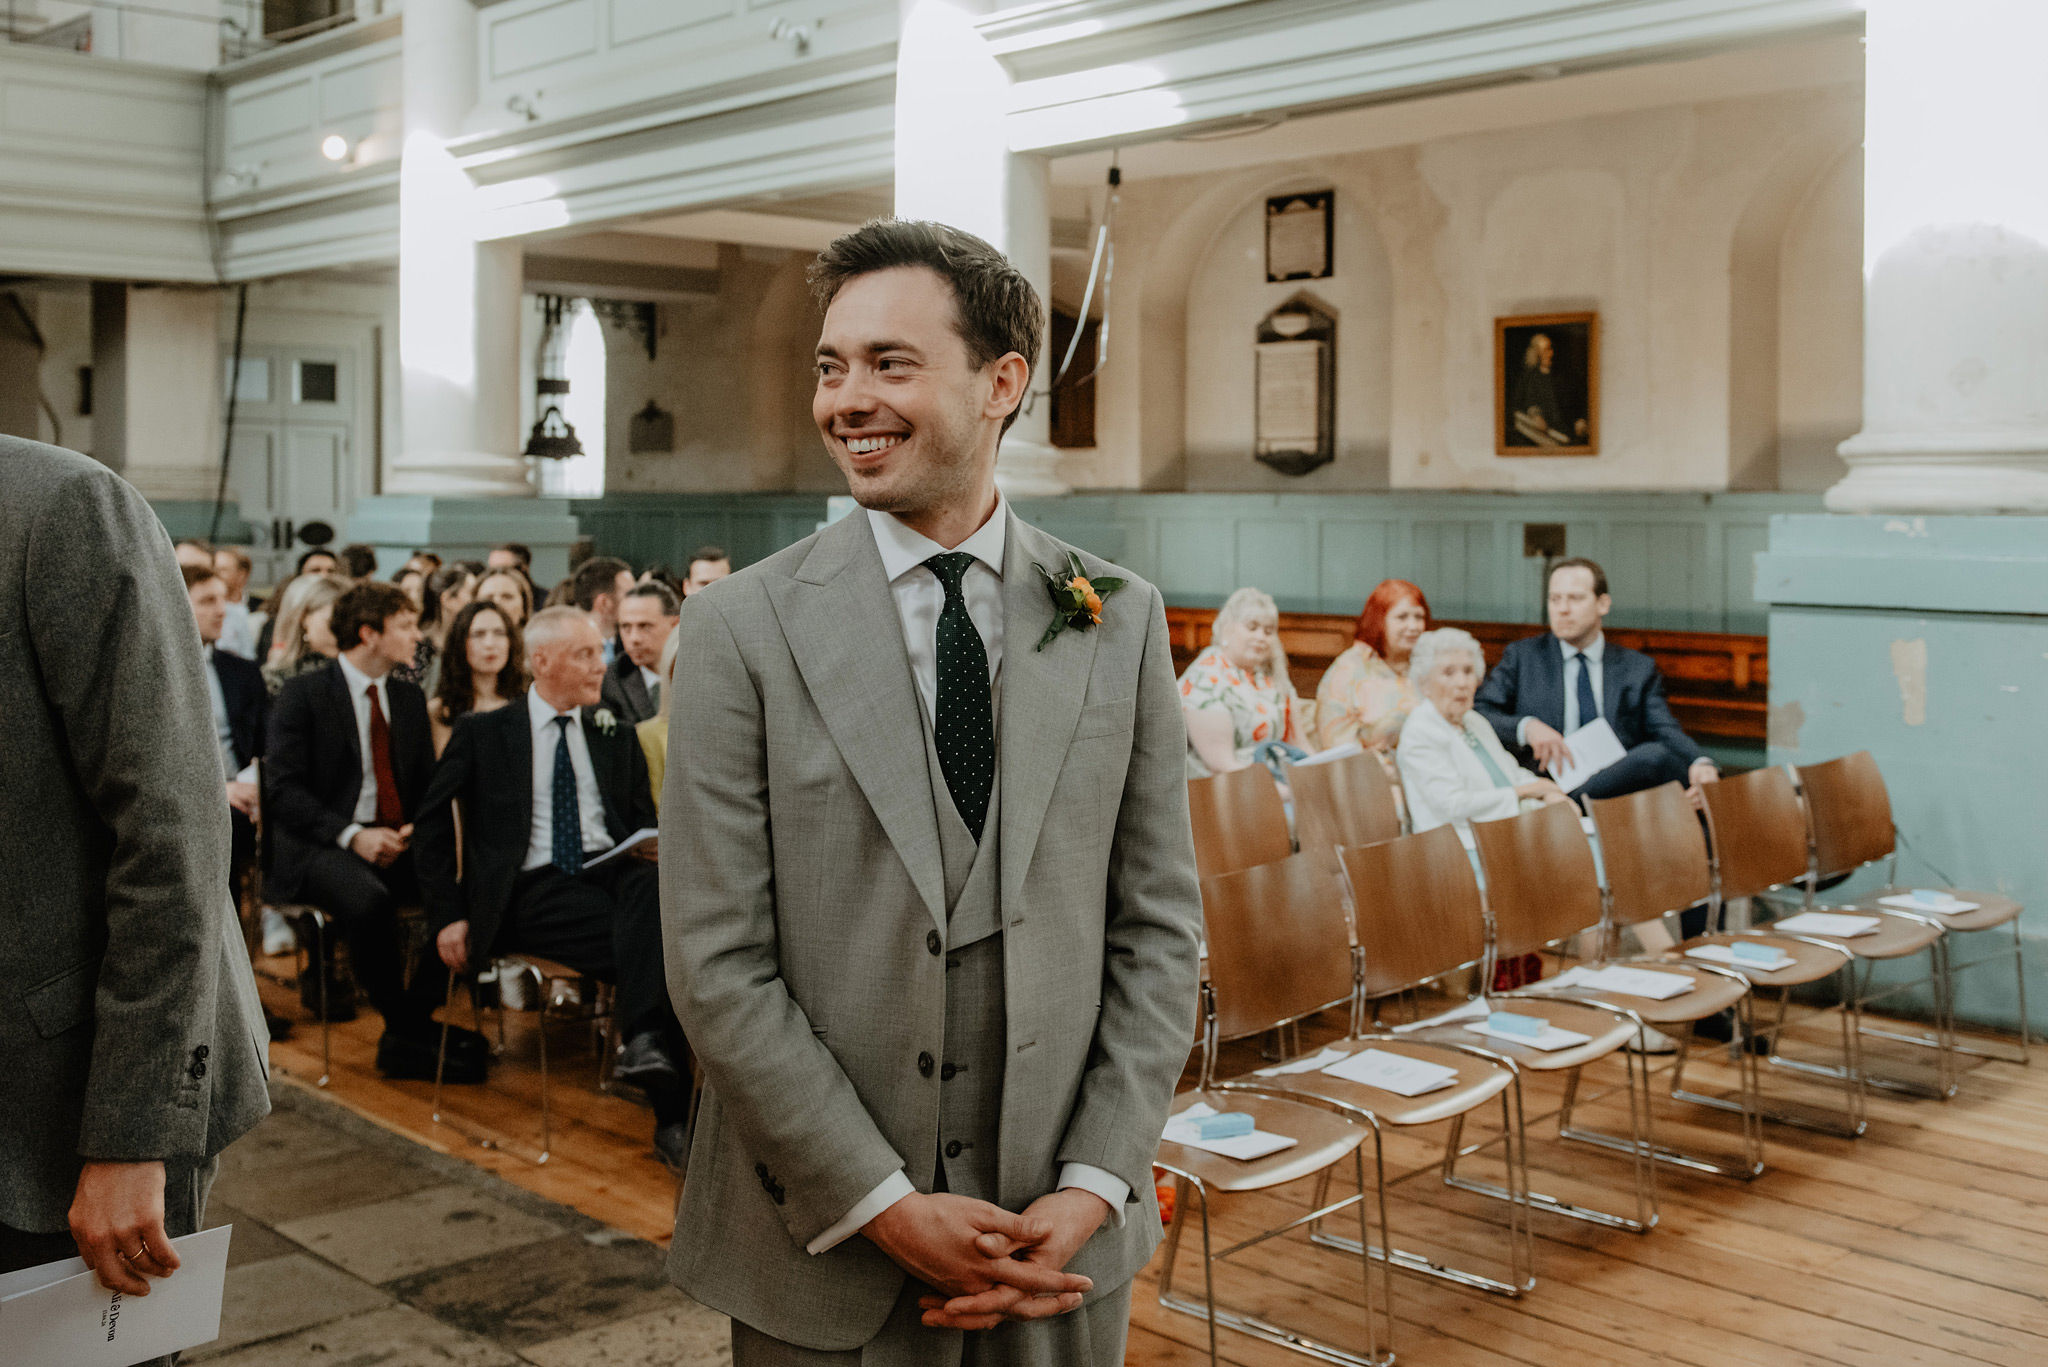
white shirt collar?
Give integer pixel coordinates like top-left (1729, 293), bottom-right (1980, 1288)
top-left (867, 493), bottom-right (1008, 586)
top-left (336, 652), bottom-right (383, 698)
top-left (528, 686), bottom-right (580, 730)
top-left (1561, 633), bottom-right (1605, 663)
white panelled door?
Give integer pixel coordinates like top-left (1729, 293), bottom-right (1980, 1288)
top-left (224, 347), bottom-right (356, 583)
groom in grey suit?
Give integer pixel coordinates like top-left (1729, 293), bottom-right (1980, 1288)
top-left (661, 220), bottom-right (1202, 1363)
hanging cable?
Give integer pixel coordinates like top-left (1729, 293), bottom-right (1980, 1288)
top-left (208, 282), bottom-right (250, 546)
top-left (1028, 154), bottom-right (1119, 413)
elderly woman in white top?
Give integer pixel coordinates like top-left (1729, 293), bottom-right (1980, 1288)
top-left (1397, 627), bottom-right (1570, 833)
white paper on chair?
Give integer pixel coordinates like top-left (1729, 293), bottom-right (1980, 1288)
top-left (1464, 1018), bottom-right (1591, 1051)
top-left (1546, 718), bottom-right (1627, 794)
top-left (581, 828), bottom-right (658, 871)
top-left (1772, 912), bottom-right (1882, 938)
top-left (0, 1226), bottom-right (231, 1367)
top-left (1541, 964), bottom-right (1696, 1000)
top-left (1162, 1103), bottom-right (1297, 1160)
top-left (1320, 1048), bottom-right (1461, 1097)
top-left (1686, 943), bottom-right (1793, 971)
top-left (1879, 891), bottom-right (1979, 915)
top-left (1255, 1046), bottom-right (1352, 1076)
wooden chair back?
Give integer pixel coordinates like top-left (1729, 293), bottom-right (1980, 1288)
top-left (1701, 764), bottom-right (1810, 901)
top-left (1796, 751), bottom-right (1895, 880)
top-left (1288, 750), bottom-right (1404, 875)
top-left (1187, 766), bottom-right (1293, 882)
top-left (1470, 802), bottom-right (1604, 960)
top-left (1589, 781), bottom-right (1712, 929)
top-left (1200, 853), bottom-right (1356, 1044)
top-left (1340, 825), bottom-right (1487, 998)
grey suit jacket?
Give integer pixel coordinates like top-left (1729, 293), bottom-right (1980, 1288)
top-left (660, 506), bottom-right (1201, 1350)
top-left (0, 438), bottom-right (270, 1233)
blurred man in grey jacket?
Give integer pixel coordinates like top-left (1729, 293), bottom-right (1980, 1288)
top-left (0, 437), bottom-right (270, 1314)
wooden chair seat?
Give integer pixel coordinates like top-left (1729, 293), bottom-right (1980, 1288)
top-left (1243, 1038), bottom-right (1514, 1128)
top-left (1527, 963), bottom-right (1748, 1025)
top-left (1673, 933), bottom-right (1847, 987)
top-left (1835, 886), bottom-right (2021, 934)
top-left (1409, 1001), bottom-right (1635, 1073)
top-left (1760, 909), bottom-right (1944, 960)
top-left (1158, 1090), bottom-right (1366, 1194)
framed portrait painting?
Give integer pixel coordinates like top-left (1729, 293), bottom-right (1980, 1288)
top-left (1495, 311), bottom-right (1598, 456)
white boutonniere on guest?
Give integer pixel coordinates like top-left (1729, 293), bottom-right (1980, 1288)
top-left (593, 707), bottom-right (618, 735)
top-left (1034, 551), bottom-right (1126, 651)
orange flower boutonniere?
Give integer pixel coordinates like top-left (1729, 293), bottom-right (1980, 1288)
top-left (1034, 551), bottom-right (1126, 651)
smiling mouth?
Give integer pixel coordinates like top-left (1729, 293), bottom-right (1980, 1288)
top-left (841, 434), bottom-right (905, 456)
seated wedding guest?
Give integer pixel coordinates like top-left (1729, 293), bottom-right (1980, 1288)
top-left (1475, 557), bottom-right (1718, 805)
top-left (476, 566), bottom-right (533, 628)
top-left (185, 565), bottom-right (266, 884)
top-left (266, 581), bottom-right (487, 1080)
top-left (637, 628), bottom-right (680, 811)
top-left (680, 544), bottom-right (731, 597)
top-left (262, 572), bottom-right (348, 695)
top-left (404, 550), bottom-right (442, 579)
top-left (1314, 578), bottom-right (1433, 770)
top-left (174, 537), bottom-right (213, 572)
top-left (1398, 627), bottom-right (1570, 835)
top-left (406, 563), bottom-right (476, 693)
top-left (570, 555), bottom-right (635, 664)
top-left (395, 566), bottom-right (426, 612)
top-left (296, 546), bottom-right (340, 578)
top-left (1179, 585), bottom-right (1303, 777)
top-left (488, 542), bottom-right (532, 576)
top-left (602, 580), bottom-right (679, 726)
top-left (339, 542), bottom-right (378, 580)
top-left (255, 547), bottom-right (342, 661)
top-left (429, 600), bottom-right (524, 756)
top-left (415, 607), bottom-right (691, 1169)
top-left (212, 545), bottom-right (259, 659)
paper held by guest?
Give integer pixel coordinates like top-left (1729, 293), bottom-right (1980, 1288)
top-left (582, 827), bottom-right (658, 871)
top-left (1546, 717), bottom-right (1626, 794)
top-left (0, 1225), bottom-right (231, 1367)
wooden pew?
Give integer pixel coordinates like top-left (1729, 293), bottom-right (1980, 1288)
top-left (1163, 606), bottom-right (1767, 742)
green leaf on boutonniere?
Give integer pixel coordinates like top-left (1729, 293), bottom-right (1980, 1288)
top-left (1033, 554), bottom-right (1126, 651)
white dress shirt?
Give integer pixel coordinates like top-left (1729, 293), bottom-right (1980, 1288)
top-left (638, 664), bottom-right (663, 711)
top-left (1516, 633), bottom-right (1605, 745)
top-left (335, 653), bottom-right (391, 851)
top-left (217, 599), bottom-right (257, 660)
top-left (523, 687), bottom-right (617, 871)
top-left (203, 646), bottom-right (236, 780)
top-left (811, 499), bottom-right (1127, 1255)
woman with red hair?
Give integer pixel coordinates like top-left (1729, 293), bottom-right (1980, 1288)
top-left (1313, 579), bottom-right (1432, 769)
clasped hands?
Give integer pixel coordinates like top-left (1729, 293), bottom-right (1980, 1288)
top-left (862, 1188), bottom-right (1108, 1331)
top-left (349, 822), bottom-right (412, 867)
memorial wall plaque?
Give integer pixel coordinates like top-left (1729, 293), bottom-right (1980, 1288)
top-left (1266, 191), bottom-right (1333, 282)
top-left (1254, 295), bottom-right (1336, 476)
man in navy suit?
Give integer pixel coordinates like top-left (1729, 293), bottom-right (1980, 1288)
top-left (1475, 558), bottom-right (1719, 805)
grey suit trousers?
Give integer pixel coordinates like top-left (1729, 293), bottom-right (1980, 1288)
top-left (730, 1278), bottom-right (1133, 1367)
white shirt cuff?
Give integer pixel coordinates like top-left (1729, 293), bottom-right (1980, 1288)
top-left (806, 1170), bottom-right (914, 1255)
top-left (337, 823), bottom-right (363, 851)
top-left (233, 762), bottom-right (258, 785)
top-left (1514, 716), bottom-right (1534, 747)
top-left (1058, 1163), bottom-right (1129, 1228)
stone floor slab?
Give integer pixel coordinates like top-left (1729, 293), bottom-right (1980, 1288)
top-left (183, 1253), bottom-right (391, 1361)
top-left (521, 1299), bottom-right (732, 1367)
top-left (212, 1105), bottom-right (360, 1178)
top-left (211, 1145), bottom-right (447, 1225)
top-left (387, 1230), bottom-right (685, 1349)
top-left (194, 1304), bottom-right (520, 1367)
top-left (273, 1182), bottom-right (565, 1284)
top-left (200, 1202), bottom-right (300, 1269)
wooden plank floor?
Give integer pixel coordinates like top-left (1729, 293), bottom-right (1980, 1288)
top-left (254, 957), bottom-right (2048, 1365)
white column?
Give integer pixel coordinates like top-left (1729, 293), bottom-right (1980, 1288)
top-left (390, 0), bottom-right (531, 497)
top-left (1827, 0), bottom-right (2048, 513)
top-left (894, 0), bottom-right (1068, 496)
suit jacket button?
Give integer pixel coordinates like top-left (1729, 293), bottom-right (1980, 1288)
top-left (940, 1063), bottom-right (957, 1082)
top-left (944, 1140), bottom-right (963, 1159)
top-left (190, 1061), bottom-right (207, 1079)
top-left (770, 1183), bottom-right (786, 1206)
top-left (194, 1045), bottom-right (210, 1060)
top-left (926, 930), bottom-right (942, 956)
top-left (917, 1052), bottom-right (934, 1078)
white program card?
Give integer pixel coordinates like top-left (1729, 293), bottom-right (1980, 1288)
top-left (1687, 943), bottom-right (1794, 971)
top-left (1548, 718), bottom-right (1627, 794)
top-left (1162, 1104), bottom-right (1297, 1161)
top-left (1879, 892), bottom-right (1979, 915)
top-left (0, 1225), bottom-right (231, 1367)
top-left (1575, 965), bottom-right (1696, 1000)
top-left (1465, 1019), bottom-right (1592, 1051)
top-left (1254, 1046), bottom-right (1352, 1077)
top-left (1773, 912), bottom-right (1882, 938)
top-left (582, 827), bottom-right (658, 871)
top-left (1320, 1048), bottom-right (1460, 1097)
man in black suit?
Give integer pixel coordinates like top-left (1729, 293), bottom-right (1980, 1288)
top-left (185, 565), bottom-right (267, 884)
top-left (600, 580), bottom-right (679, 726)
top-left (416, 606), bottom-right (691, 1170)
top-left (266, 581), bottom-right (485, 1081)
top-left (1475, 558), bottom-right (1720, 805)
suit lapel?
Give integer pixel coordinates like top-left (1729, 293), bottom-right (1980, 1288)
top-left (326, 664), bottom-right (361, 773)
top-left (506, 702), bottom-right (533, 834)
top-left (1541, 635), bottom-right (1568, 731)
top-left (581, 711), bottom-right (629, 837)
top-left (768, 513), bottom-right (946, 932)
top-left (998, 513), bottom-right (1097, 906)
top-left (1599, 642), bottom-right (1623, 724)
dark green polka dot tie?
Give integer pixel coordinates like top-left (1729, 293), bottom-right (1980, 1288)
top-left (925, 552), bottom-right (993, 841)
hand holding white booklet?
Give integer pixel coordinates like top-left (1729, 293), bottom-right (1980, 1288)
top-left (582, 827), bottom-right (657, 871)
top-left (0, 1225), bottom-right (230, 1367)
top-left (1773, 912), bottom-right (1881, 938)
top-left (1321, 1048), bottom-right (1460, 1097)
top-left (1162, 1103), bottom-right (1296, 1160)
top-left (1547, 718), bottom-right (1627, 795)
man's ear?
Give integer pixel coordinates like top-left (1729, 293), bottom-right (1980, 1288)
top-left (984, 352), bottom-right (1030, 423)
top-left (1596, 594), bottom-right (1613, 618)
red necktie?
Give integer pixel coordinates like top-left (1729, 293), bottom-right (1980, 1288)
top-left (367, 685), bottom-right (404, 828)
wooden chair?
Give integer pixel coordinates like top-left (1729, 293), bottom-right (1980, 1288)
top-left (1187, 765), bottom-right (1293, 881)
top-left (1200, 850), bottom-right (1527, 1316)
top-left (1286, 749), bottom-right (1404, 878)
top-left (1484, 798), bottom-right (1761, 1186)
top-left (1799, 751), bottom-right (2029, 1069)
top-left (1158, 853), bottom-right (1388, 1365)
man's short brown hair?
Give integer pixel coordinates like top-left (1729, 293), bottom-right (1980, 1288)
top-left (181, 564), bottom-right (221, 591)
top-left (808, 219), bottom-right (1043, 435)
top-left (332, 581), bottom-right (416, 652)
top-left (571, 555), bottom-right (632, 613)
top-left (1547, 557), bottom-right (1609, 598)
